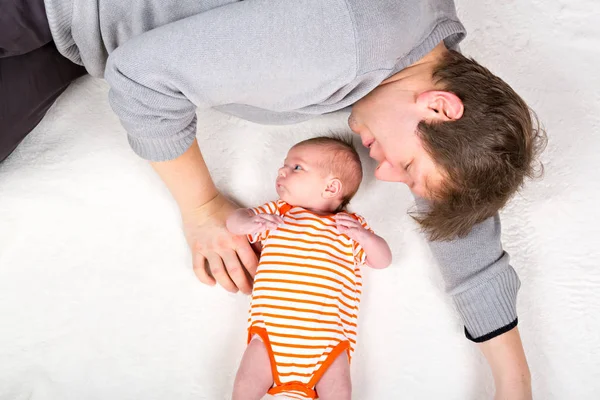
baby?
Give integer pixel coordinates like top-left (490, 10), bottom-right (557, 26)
top-left (227, 136), bottom-right (392, 400)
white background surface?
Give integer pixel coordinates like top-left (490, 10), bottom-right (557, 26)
top-left (1, 1), bottom-right (599, 399)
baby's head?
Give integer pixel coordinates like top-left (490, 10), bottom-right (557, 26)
top-left (276, 136), bottom-right (363, 213)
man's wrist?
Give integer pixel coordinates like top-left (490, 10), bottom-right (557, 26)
top-left (180, 192), bottom-right (224, 221)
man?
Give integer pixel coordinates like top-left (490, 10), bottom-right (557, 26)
top-left (1, 0), bottom-right (544, 397)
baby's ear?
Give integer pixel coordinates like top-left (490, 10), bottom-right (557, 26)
top-left (323, 178), bottom-right (343, 199)
top-left (323, 178), bottom-right (344, 199)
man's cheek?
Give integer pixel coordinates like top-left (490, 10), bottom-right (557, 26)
top-left (375, 161), bottom-right (406, 183)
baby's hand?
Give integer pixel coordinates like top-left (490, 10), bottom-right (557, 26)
top-left (335, 213), bottom-right (368, 242)
top-left (243, 214), bottom-right (285, 236)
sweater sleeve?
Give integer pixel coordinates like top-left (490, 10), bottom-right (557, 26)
top-left (104, 0), bottom-right (356, 161)
top-left (416, 199), bottom-right (521, 342)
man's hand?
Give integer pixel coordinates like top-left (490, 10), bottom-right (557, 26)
top-left (150, 140), bottom-right (259, 294)
top-left (182, 193), bottom-right (258, 294)
top-left (226, 208), bottom-right (284, 237)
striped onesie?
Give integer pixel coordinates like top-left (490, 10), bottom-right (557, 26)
top-left (246, 200), bottom-right (371, 400)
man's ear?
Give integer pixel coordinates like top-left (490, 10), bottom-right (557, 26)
top-left (417, 90), bottom-right (464, 121)
top-left (323, 178), bottom-right (343, 199)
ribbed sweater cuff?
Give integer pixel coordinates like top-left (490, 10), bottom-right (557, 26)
top-left (44, 0), bottom-right (82, 64)
top-left (128, 132), bottom-right (196, 162)
top-left (453, 267), bottom-right (521, 342)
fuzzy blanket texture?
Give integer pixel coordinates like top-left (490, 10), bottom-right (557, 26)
top-left (1, 0), bottom-right (599, 399)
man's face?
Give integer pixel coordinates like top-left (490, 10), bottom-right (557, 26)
top-left (349, 83), bottom-right (444, 199)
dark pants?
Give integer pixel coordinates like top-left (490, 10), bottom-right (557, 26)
top-left (0, 0), bottom-right (87, 162)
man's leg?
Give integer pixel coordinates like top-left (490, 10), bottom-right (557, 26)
top-left (0, 0), bottom-right (87, 163)
top-left (0, 42), bottom-right (87, 162)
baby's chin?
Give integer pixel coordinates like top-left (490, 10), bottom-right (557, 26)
top-left (277, 192), bottom-right (309, 209)
top-left (278, 192), bottom-right (296, 205)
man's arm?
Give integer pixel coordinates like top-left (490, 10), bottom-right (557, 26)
top-left (425, 213), bottom-right (520, 340)
top-left (417, 195), bottom-right (530, 396)
top-left (479, 327), bottom-right (531, 400)
top-left (103, 0), bottom-right (356, 291)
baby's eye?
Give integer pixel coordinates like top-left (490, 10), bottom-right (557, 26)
top-left (293, 165), bottom-right (302, 171)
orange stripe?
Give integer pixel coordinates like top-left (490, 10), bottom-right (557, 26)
top-left (251, 311), bottom-right (358, 329)
top-left (252, 302), bottom-right (345, 319)
top-left (284, 221), bottom-right (339, 237)
top-left (273, 351), bottom-right (332, 359)
top-left (253, 289), bottom-right (359, 317)
top-left (253, 297), bottom-right (358, 321)
top-left (253, 286), bottom-right (339, 301)
top-left (267, 234), bottom-right (351, 258)
top-left (257, 266), bottom-right (357, 295)
top-left (263, 321), bottom-right (343, 335)
top-left (264, 331), bottom-right (340, 342)
top-left (307, 341), bottom-right (350, 388)
top-left (277, 361), bottom-right (323, 368)
top-left (278, 371), bottom-right (314, 378)
top-left (253, 280), bottom-right (360, 303)
top-left (252, 295), bottom-right (358, 312)
top-left (277, 227), bottom-right (350, 248)
top-left (288, 209), bottom-right (335, 219)
top-left (260, 253), bottom-right (355, 280)
top-left (288, 213), bottom-right (335, 224)
top-left (262, 243), bottom-right (354, 270)
top-left (270, 341), bottom-right (330, 350)
top-left (266, 329), bottom-right (357, 346)
top-left (251, 311), bottom-right (345, 327)
top-left (253, 278), bottom-right (359, 302)
top-left (261, 321), bottom-right (357, 339)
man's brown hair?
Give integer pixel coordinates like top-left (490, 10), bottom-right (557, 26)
top-left (293, 135), bottom-right (363, 211)
top-left (413, 50), bottom-right (547, 241)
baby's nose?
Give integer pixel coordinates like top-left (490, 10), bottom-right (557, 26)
top-left (278, 167), bottom-right (287, 177)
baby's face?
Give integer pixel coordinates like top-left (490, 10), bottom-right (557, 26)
top-left (276, 145), bottom-right (332, 211)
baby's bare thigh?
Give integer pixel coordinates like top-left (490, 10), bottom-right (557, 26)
top-left (232, 337), bottom-right (273, 400)
top-left (315, 352), bottom-right (352, 400)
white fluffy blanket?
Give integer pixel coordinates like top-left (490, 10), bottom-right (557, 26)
top-left (1, 1), bottom-right (599, 398)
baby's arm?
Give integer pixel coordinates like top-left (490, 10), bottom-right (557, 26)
top-left (226, 208), bottom-right (284, 236)
top-left (334, 214), bottom-right (392, 269)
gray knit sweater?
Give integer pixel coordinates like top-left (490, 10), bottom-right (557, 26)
top-left (44, 0), bottom-right (520, 341)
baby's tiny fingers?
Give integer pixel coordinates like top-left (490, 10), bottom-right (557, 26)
top-left (335, 214), bottom-right (355, 223)
top-left (336, 223), bottom-right (348, 231)
top-left (336, 220), bottom-right (355, 228)
top-left (266, 222), bottom-right (280, 230)
top-left (259, 214), bottom-right (283, 225)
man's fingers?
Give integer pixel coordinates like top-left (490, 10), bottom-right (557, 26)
top-left (192, 253), bottom-right (216, 286)
top-left (236, 240), bottom-right (259, 278)
top-left (222, 250), bottom-right (252, 295)
top-left (206, 253), bottom-right (238, 293)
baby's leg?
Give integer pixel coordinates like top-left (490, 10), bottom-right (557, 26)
top-left (315, 351), bottom-right (352, 400)
top-left (232, 336), bottom-right (273, 400)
